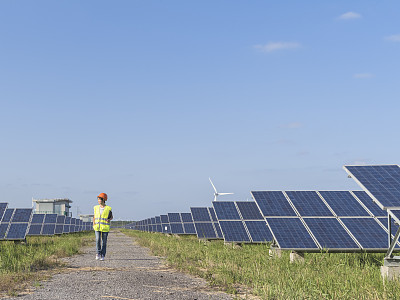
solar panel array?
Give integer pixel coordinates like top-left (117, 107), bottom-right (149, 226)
top-left (128, 164), bottom-right (400, 254)
top-left (252, 190), bottom-right (395, 252)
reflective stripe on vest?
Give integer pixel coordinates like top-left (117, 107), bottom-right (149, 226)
top-left (93, 205), bottom-right (112, 232)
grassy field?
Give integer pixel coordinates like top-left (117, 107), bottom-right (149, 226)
top-left (0, 232), bottom-right (93, 296)
top-left (122, 229), bottom-right (400, 300)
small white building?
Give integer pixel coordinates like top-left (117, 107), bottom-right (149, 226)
top-left (33, 198), bottom-right (72, 216)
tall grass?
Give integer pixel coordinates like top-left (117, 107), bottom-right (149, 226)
top-left (0, 232), bottom-right (92, 295)
top-left (122, 230), bottom-right (400, 300)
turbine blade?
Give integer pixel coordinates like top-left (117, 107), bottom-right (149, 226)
top-left (209, 177), bottom-right (218, 193)
top-left (219, 193), bottom-right (234, 195)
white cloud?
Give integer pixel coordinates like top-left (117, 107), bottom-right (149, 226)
top-left (254, 42), bottom-right (301, 53)
top-left (280, 122), bottom-right (303, 129)
top-left (339, 12), bottom-right (361, 20)
top-left (384, 34), bottom-right (400, 42)
top-left (353, 73), bottom-right (374, 79)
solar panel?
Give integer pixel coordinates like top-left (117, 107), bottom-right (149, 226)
top-left (6, 223), bottom-right (29, 240)
top-left (304, 218), bottom-right (359, 250)
top-left (219, 221), bottom-right (250, 243)
top-left (194, 222), bottom-right (217, 239)
top-left (31, 214), bottom-right (45, 224)
top-left (155, 216), bottom-right (161, 224)
top-left (319, 191), bottom-right (370, 217)
top-left (44, 214), bottom-right (58, 224)
top-left (41, 224), bottom-right (56, 235)
top-left (11, 209), bottom-right (33, 223)
top-left (285, 191), bottom-right (334, 217)
top-left (266, 218), bottom-right (319, 250)
top-left (340, 218), bottom-right (390, 250)
top-left (213, 202), bottom-right (240, 220)
top-left (191, 208), bottom-right (211, 222)
top-left (170, 223), bottom-right (184, 234)
top-left (2, 209), bottom-right (15, 223)
top-left (55, 225), bottom-right (64, 234)
top-left (208, 207), bottom-right (218, 222)
top-left (56, 215), bottom-right (66, 224)
top-left (0, 223), bottom-right (9, 239)
top-left (167, 213), bottom-right (181, 223)
top-left (181, 213), bottom-right (193, 223)
top-left (352, 191), bottom-right (387, 217)
top-left (162, 224), bottom-right (171, 234)
top-left (156, 224), bottom-right (162, 232)
top-left (183, 223), bottom-right (196, 234)
top-left (236, 202), bottom-right (264, 220)
top-left (0, 203), bottom-right (8, 221)
top-left (244, 220), bottom-right (273, 243)
top-left (251, 191), bottom-right (296, 216)
top-left (27, 224), bottom-right (43, 235)
top-left (160, 215), bottom-right (169, 223)
top-left (344, 165), bottom-right (400, 209)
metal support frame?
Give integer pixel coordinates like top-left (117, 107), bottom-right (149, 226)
top-left (385, 218), bottom-right (400, 260)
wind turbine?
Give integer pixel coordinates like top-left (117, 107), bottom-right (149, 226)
top-left (209, 178), bottom-right (234, 201)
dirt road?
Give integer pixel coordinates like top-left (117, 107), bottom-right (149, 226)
top-left (6, 231), bottom-right (232, 300)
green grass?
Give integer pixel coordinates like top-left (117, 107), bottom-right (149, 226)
top-left (122, 230), bottom-right (400, 300)
top-left (0, 232), bottom-right (93, 295)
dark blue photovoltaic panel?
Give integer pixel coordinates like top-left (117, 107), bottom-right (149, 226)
top-left (194, 222), bottom-right (216, 239)
top-left (214, 222), bottom-right (222, 238)
top-left (181, 213), bottom-right (193, 223)
top-left (31, 214), bottom-right (45, 224)
top-left (345, 165), bottom-right (400, 208)
top-left (319, 191), bottom-right (370, 216)
top-left (63, 225), bottom-right (70, 233)
top-left (55, 224), bottom-right (64, 234)
top-left (191, 208), bottom-right (211, 222)
top-left (352, 191), bottom-right (386, 217)
top-left (64, 216), bottom-right (71, 224)
top-left (162, 224), bottom-right (171, 233)
top-left (42, 224), bottom-right (55, 235)
top-left (56, 215), bottom-right (66, 224)
top-left (219, 221), bottom-right (250, 242)
top-left (183, 223), bottom-right (196, 234)
top-left (341, 218), bottom-right (389, 249)
top-left (168, 213), bottom-right (181, 223)
top-left (11, 209), bottom-right (33, 223)
top-left (44, 214), bottom-right (57, 224)
top-left (2, 209), bottom-right (14, 223)
top-left (304, 218), bottom-right (358, 249)
top-left (0, 223), bottom-right (9, 239)
top-left (378, 217), bottom-right (399, 235)
top-left (6, 223), bottom-right (29, 240)
top-left (266, 218), bottom-right (318, 250)
top-left (244, 221), bottom-right (273, 242)
top-left (151, 217), bottom-right (156, 224)
top-left (208, 208), bottom-right (218, 222)
top-left (286, 191), bottom-right (333, 217)
top-left (71, 218), bottom-right (76, 225)
top-left (236, 202), bottom-right (264, 220)
top-left (156, 224), bottom-right (162, 232)
top-left (213, 202), bottom-right (240, 220)
top-left (0, 203), bottom-right (8, 220)
top-left (170, 223), bottom-right (184, 234)
top-left (155, 216), bottom-right (161, 224)
top-left (251, 191), bottom-right (296, 216)
top-left (161, 215), bottom-right (169, 223)
top-left (28, 224), bottom-right (43, 235)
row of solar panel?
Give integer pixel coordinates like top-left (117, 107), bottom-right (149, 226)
top-left (0, 204), bottom-right (92, 240)
top-left (130, 190), bottom-right (398, 252)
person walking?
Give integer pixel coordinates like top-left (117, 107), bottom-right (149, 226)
top-left (93, 192), bottom-right (113, 261)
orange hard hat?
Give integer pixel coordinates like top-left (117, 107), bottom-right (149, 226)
top-left (97, 193), bottom-right (108, 201)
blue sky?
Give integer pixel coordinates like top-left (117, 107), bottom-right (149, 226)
top-left (0, 1), bottom-right (399, 220)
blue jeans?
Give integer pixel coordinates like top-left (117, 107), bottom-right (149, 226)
top-left (95, 231), bottom-right (109, 257)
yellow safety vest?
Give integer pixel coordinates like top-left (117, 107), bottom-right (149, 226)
top-left (93, 205), bottom-right (112, 232)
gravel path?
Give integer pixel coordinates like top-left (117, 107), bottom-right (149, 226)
top-left (6, 231), bottom-right (233, 300)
